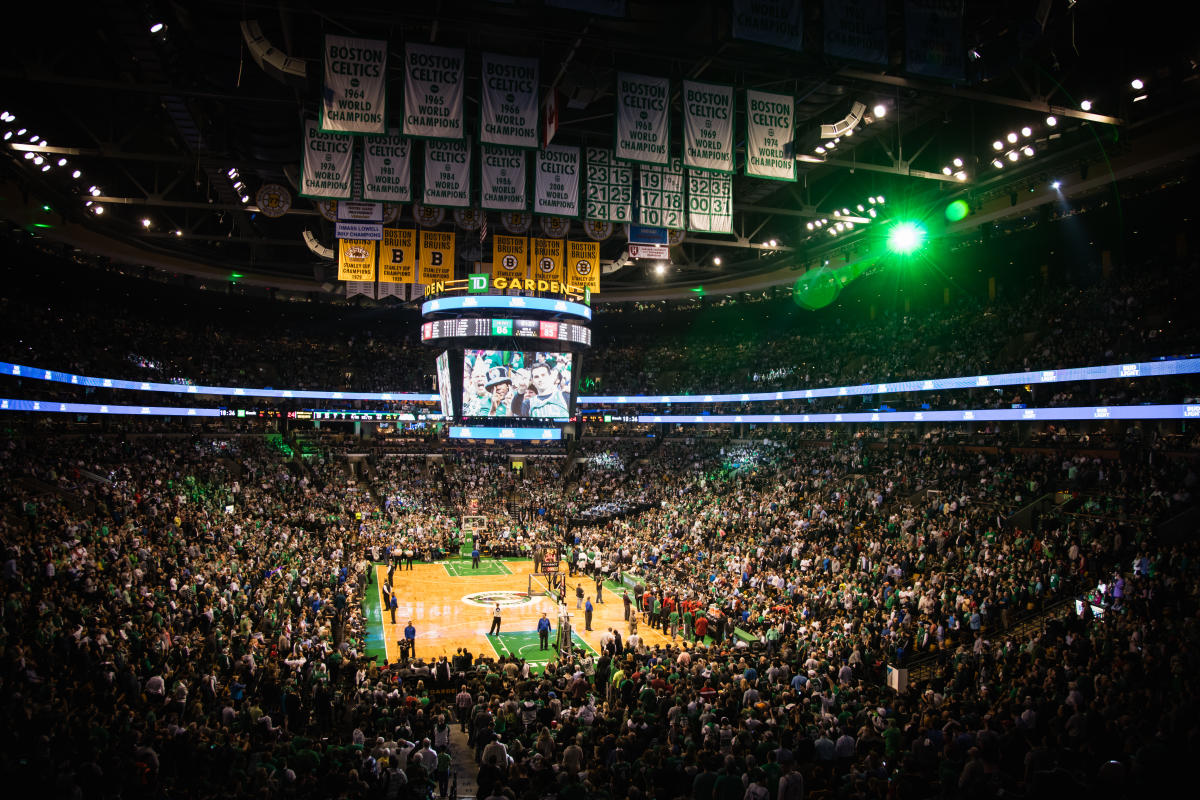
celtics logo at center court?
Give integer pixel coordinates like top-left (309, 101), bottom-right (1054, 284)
top-left (461, 591), bottom-right (533, 608)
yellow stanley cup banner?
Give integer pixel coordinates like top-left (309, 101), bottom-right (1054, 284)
top-left (338, 239), bottom-right (377, 281)
top-left (566, 240), bottom-right (600, 293)
top-left (530, 237), bottom-right (563, 283)
top-left (418, 229), bottom-right (455, 284)
top-left (492, 235), bottom-right (529, 281)
top-left (379, 228), bottom-right (417, 283)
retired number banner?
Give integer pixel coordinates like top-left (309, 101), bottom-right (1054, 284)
top-left (615, 72), bottom-right (669, 165)
top-left (745, 89), bottom-right (796, 181)
top-left (492, 235), bottom-right (529, 281)
top-left (338, 239), bottom-right (377, 281)
top-left (566, 240), bottom-right (600, 294)
top-left (379, 228), bottom-right (417, 283)
top-left (321, 35), bottom-right (387, 135)
top-left (480, 53), bottom-right (539, 149)
top-left (403, 43), bottom-right (465, 140)
top-left (687, 171), bottom-right (733, 234)
top-left (585, 148), bottom-right (633, 223)
top-left (480, 145), bottom-right (528, 211)
top-left (682, 81), bottom-right (734, 173)
top-left (535, 145), bottom-right (581, 217)
top-left (639, 157), bottom-right (684, 229)
top-left (418, 230), bottom-right (455, 284)
top-left (424, 138), bottom-right (471, 207)
top-left (301, 119), bottom-right (353, 199)
top-left (362, 129), bottom-right (412, 202)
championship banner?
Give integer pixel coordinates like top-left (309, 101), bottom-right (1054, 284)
top-left (345, 281), bottom-right (376, 299)
top-left (363, 129), bottom-right (412, 202)
top-left (745, 89), bottom-right (796, 181)
top-left (480, 145), bottom-right (528, 211)
top-left (566, 240), bottom-right (600, 294)
top-left (423, 137), bottom-right (471, 207)
top-left (403, 43), bottom-right (465, 139)
top-left (682, 81), bottom-right (734, 173)
top-left (824, 0), bottom-right (888, 64)
top-left (531, 237), bottom-right (564, 283)
top-left (534, 145), bottom-right (581, 217)
top-left (338, 239), bottom-right (377, 281)
top-left (321, 35), bottom-right (387, 135)
top-left (480, 53), bottom-right (539, 149)
top-left (585, 148), bottom-right (633, 223)
top-left (418, 229), bottom-right (456, 284)
top-left (301, 119), bottom-right (353, 199)
top-left (905, 0), bottom-right (965, 81)
top-left (687, 171), bottom-right (733, 233)
top-left (614, 72), bottom-right (670, 165)
top-left (731, 0), bottom-right (803, 51)
top-left (639, 157), bottom-right (685, 228)
top-left (379, 228), bottom-right (417, 283)
top-left (492, 235), bottom-right (529, 281)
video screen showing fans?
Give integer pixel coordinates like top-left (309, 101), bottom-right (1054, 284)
top-left (435, 350), bottom-right (455, 419)
top-left (461, 350), bottom-right (573, 419)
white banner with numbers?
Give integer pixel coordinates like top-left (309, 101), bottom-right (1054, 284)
top-left (480, 52), bottom-right (539, 149)
top-left (321, 35), bottom-right (387, 135)
top-left (687, 171), bottom-right (733, 233)
top-left (682, 81), bottom-right (735, 173)
top-left (423, 138), bottom-right (471, 207)
top-left (639, 157), bottom-right (684, 229)
top-left (403, 43), bottom-right (465, 140)
top-left (362, 129), bottom-right (412, 202)
top-left (615, 72), bottom-right (670, 165)
top-left (585, 148), bottom-right (633, 223)
top-left (745, 89), bottom-right (796, 181)
top-left (480, 145), bottom-right (528, 211)
top-left (534, 145), bottom-right (581, 217)
top-left (301, 119), bottom-right (353, 199)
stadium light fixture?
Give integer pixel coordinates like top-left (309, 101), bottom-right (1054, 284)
top-left (41, 164), bottom-right (50, 172)
top-left (952, 158), bottom-right (963, 168)
top-left (57, 158), bottom-right (67, 166)
top-left (93, 205), bottom-right (104, 215)
top-left (1131, 78), bottom-right (1144, 90)
top-left (141, 218), bottom-right (152, 228)
top-left (886, 221), bottom-right (926, 254)
top-left (942, 166), bottom-right (952, 175)
top-left (1021, 126), bottom-right (1032, 137)
top-left (1051, 180), bottom-right (1062, 190)
top-left (992, 158), bottom-right (1004, 169)
top-left (655, 262), bottom-right (666, 275)
top-left (72, 170), bottom-right (81, 178)
top-left (175, 229), bottom-right (183, 237)
top-left (2, 132), bottom-right (10, 141)
top-left (873, 104), bottom-right (886, 118)
top-left (1080, 99), bottom-right (1093, 111)
top-left (1006, 132), bottom-right (1018, 143)
top-left (23, 152), bottom-right (33, 160)
top-left (150, 22), bottom-right (164, 33)
top-left (1045, 115), bottom-right (1057, 126)
top-left (713, 256), bottom-right (721, 265)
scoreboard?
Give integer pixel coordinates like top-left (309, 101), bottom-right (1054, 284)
top-left (421, 318), bottom-right (591, 345)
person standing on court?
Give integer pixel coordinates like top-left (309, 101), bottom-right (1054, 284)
top-left (622, 591), bottom-right (632, 621)
top-left (584, 597), bottom-right (594, 631)
top-left (537, 612), bottom-right (552, 650)
top-left (489, 603), bottom-right (502, 635)
top-left (472, 545), bottom-right (481, 569)
top-left (575, 584), bottom-right (584, 609)
top-left (595, 574), bottom-right (604, 604)
top-left (404, 620), bottom-right (416, 658)
top-left (389, 594), bottom-right (399, 624)
top-left (532, 543), bottom-right (542, 574)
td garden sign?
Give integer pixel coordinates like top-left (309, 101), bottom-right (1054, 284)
top-left (425, 273), bottom-right (589, 301)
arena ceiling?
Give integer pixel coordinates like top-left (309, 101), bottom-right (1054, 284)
top-left (2, 1), bottom-right (1197, 301)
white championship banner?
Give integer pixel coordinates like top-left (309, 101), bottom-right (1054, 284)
top-left (745, 89), bottom-right (796, 181)
top-left (534, 145), bottom-right (581, 217)
top-left (480, 145), bottom-right (528, 211)
top-left (585, 148), bottom-right (633, 223)
top-left (687, 170), bottom-right (733, 233)
top-left (301, 119), bottom-right (353, 199)
top-left (321, 35), bottom-right (387, 135)
top-left (639, 157), bottom-right (684, 229)
top-left (423, 138), bottom-right (471, 207)
top-left (403, 43), bottom-right (465, 140)
top-left (682, 80), bottom-right (734, 173)
top-left (615, 72), bottom-right (670, 165)
top-left (480, 52), bottom-right (539, 149)
top-left (731, 0), bottom-right (803, 51)
top-left (362, 129), bottom-right (412, 202)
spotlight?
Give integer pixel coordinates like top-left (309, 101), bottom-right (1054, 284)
top-left (90, 188), bottom-right (101, 196)
top-left (150, 22), bottom-right (164, 33)
top-left (815, 146), bottom-right (825, 154)
top-left (1006, 132), bottom-right (1018, 143)
top-left (842, 208), bottom-right (850, 215)
top-left (954, 171), bottom-right (967, 181)
top-left (845, 222), bottom-right (854, 229)
top-left (227, 168), bottom-right (238, 178)
top-left (93, 205), bottom-right (104, 214)
top-left (886, 221), bottom-right (927, 254)
top-left (835, 222), bottom-right (844, 231)
top-left (826, 141), bottom-right (836, 149)
top-left (867, 208), bottom-right (876, 218)
top-left (41, 164), bottom-right (50, 172)
top-left (876, 195), bottom-right (885, 204)
top-left (240, 195), bottom-right (250, 203)
top-left (992, 158), bottom-right (1004, 169)
top-left (942, 166), bottom-right (952, 175)
top-left (57, 158), bottom-right (66, 166)
top-left (142, 218), bottom-right (152, 228)
top-left (768, 239), bottom-right (778, 247)
top-left (868, 196), bottom-right (876, 204)
top-left (844, 128), bottom-right (854, 137)
top-left (873, 104), bottom-right (886, 118)
top-left (1080, 99), bottom-right (1092, 111)
top-left (1021, 126), bottom-right (1032, 137)
top-left (175, 229), bottom-right (183, 237)
top-left (1131, 78), bottom-right (1144, 90)
top-left (1045, 115), bottom-right (1057, 126)
top-left (1051, 180), bottom-right (1062, 190)
top-left (1133, 95), bottom-right (1148, 103)
top-left (72, 170), bottom-right (81, 178)
top-left (28, 133), bottom-right (38, 142)
top-left (806, 222), bottom-right (814, 231)
top-left (23, 152), bottom-right (33, 160)
top-left (1007, 151), bottom-right (1019, 162)
top-left (16, 128), bottom-right (26, 135)
top-left (33, 156), bottom-right (43, 165)
top-left (856, 204), bottom-right (864, 211)
top-left (814, 220), bottom-right (822, 227)
top-left (1022, 146), bottom-right (1035, 157)
top-left (2, 132), bottom-right (10, 141)
top-left (655, 263), bottom-right (666, 275)
top-left (953, 157), bottom-right (963, 167)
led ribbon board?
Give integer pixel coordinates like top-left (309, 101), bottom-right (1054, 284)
top-left (635, 404), bottom-right (1200, 424)
top-left (448, 426), bottom-right (562, 440)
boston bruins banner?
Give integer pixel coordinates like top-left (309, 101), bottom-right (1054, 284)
top-left (566, 240), bottom-right (600, 294)
top-left (403, 43), bottom-right (465, 140)
top-left (745, 89), bottom-right (796, 181)
top-left (423, 138), bottom-right (471, 207)
top-left (480, 53), bottom-right (539, 149)
top-left (492, 235), bottom-right (529, 281)
top-left (615, 72), bottom-right (669, 165)
top-left (338, 239), bottom-right (377, 281)
top-left (534, 145), bottom-right (581, 217)
top-left (321, 35), bottom-right (387, 135)
top-left (379, 228), bottom-right (417, 283)
top-left (682, 81), bottom-right (734, 173)
top-left (418, 229), bottom-right (455, 284)
top-left (531, 237), bottom-right (564, 283)
top-left (480, 145), bottom-right (528, 211)
top-left (301, 119), bottom-right (353, 199)
top-left (585, 148), bottom-right (633, 223)
top-left (687, 170), bottom-right (733, 234)
top-left (362, 129), bottom-right (412, 202)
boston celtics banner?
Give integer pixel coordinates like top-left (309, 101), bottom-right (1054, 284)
top-left (338, 239), bottom-right (377, 281)
top-left (585, 148), bottom-right (632, 223)
top-left (480, 53), bottom-right (539, 149)
top-left (615, 72), bottom-right (669, 165)
top-left (682, 81), bottom-right (734, 173)
top-left (687, 170), bottom-right (733, 234)
top-left (492, 235), bottom-right (529, 281)
top-left (418, 230), bottom-right (455, 284)
top-left (321, 35), bottom-right (387, 135)
top-left (731, 0), bottom-right (803, 51)
top-left (480, 145), bottom-right (528, 211)
top-left (824, 0), bottom-right (888, 64)
top-left (534, 145), bottom-right (580, 217)
top-left (905, 0), bottom-right (965, 81)
top-left (639, 157), bottom-right (684, 229)
top-left (566, 240), bottom-right (600, 294)
top-left (362, 129), bottom-right (412, 202)
top-left (403, 43), bottom-right (465, 140)
top-left (745, 89), bottom-right (796, 181)
top-left (423, 138), bottom-right (471, 207)
top-left (379, 228), bottom-right (417, 283)
top-left (301, 119), bottom-right (353, 199)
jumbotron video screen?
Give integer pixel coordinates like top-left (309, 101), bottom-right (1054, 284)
top-left (461, 349), bottom-right (573, 419)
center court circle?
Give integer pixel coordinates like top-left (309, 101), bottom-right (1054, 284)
top-left (461, 590), bottom-right (534, 608)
